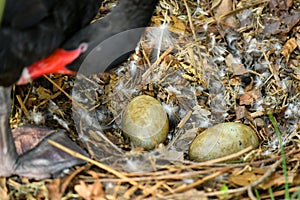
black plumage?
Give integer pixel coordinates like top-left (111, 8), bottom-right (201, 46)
top-left (0, 0), bottom-right (158, 179)
top-left (0, 0), bottom-right (99, 86)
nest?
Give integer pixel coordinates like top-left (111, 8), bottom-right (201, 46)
top-left (4, 0), bottom-right (300, 199)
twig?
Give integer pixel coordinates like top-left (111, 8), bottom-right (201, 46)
top-left (260, 186), bottom-right (300, 199)
top-left (142, 46), bottom-right (173, 82)
top-left (16, 95), bottom-right (31, 122)
top-left (183, 0), bottom-right (197, 41)
top-left (48, 139), bottom-right (144, 189)
top-left (188, 146), bottom-right (255, 167)
top-left (43, 75), bottom-right (86, 110)
top-left (204, 158), bottom-right (283, 197)
top-left (176, 110), bottom-right (192, 129)
top-left (171, 167), bottom-right (231, 194)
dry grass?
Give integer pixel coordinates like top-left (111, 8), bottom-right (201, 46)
top-left (2, 0), bottom-right (300, 199)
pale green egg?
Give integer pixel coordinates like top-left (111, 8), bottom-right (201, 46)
top-left (189, 122), bottom-right (259, 162)
top-left (122, 95), bottom-right (169, 150)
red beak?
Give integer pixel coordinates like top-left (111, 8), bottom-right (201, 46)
top-left (17, 43), bottom-right (87, 85)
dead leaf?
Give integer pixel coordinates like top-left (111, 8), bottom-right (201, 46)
top-left (75, 180), bottom-right (105, 200)
top-left (244, 77), bottom-right (254, 92)
top-left (36, 86), bottom-right (52, 99)
top-left (263, 10), bottom-right (300, 35)
top-left (259, 172), bottom-right (296, 190)
top-left (213, 0), bottom-right (238, 28)
top-left (230, 171), bottom-right (263, 186)
top-left (230, 167), bottom-right (267, 186)
top-left (292, 173), bottom-right (300, 185)
top-left (12, 126), bottom-right (54, 155)
top-left (225, 54), bottom-right (247, 75)
top-left (52, 77), bottom-right (64, 92)
top-left (0, 178), bottom-right (9, 200)
top-left (239, 89), bottom-right (262, 106)
top-left (240, 93), bottom-right (254, 106)
top-left (269, 0), bottom-right (293, 13)
top-left (235, 106), bottom-right (247, 119)
top-left (281, 38), bottom-right (297, 63)
top-left (47, 179), bottom-right (63, 200)
top-left (169, 15), bottom-right (186, 34)
top-left (229, 76), bottom-right (241, 86)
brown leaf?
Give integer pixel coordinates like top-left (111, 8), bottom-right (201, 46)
top-left (259, 171), bottom-right (296, 190)
top-left (281, 38), bottom-right (297, 63)
top-left (293, 173), bottom-right (300, 185)
top-left (235, 106), bottom-right (247, 119)
top-left (169, 16), bottom-right (186, 35)
top-left (36, 86), bottom-right (52, 99)
top-left (269, 0), bottom-right (293, 13)
top-left (244, 77), bottom-right (254, 92)
top-left (225, 54), bottom-right (247, 75)
top-left (239, 93), bottom-right (254, 106)
top-left (263, 10), bottom-right (300, 35)
top-left (230, 171), bottom-right (262, 186)
top-left (0, 178), bottom-right (9, 200)
top-left (229, 76), bottom-right (241, 86)
top-left (12, 126), bottom-right (54, 155)
top-left (239, 89), bottom-right (262, 106)
top-left (75, 180), bottom-right (105, 200)
top-left (47, 179), bottom-right (63, 200)
top-left (213, 0), bottom-right (237, 28)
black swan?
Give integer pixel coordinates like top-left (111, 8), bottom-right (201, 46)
top-left (0, 0), bottom-right (158, 179)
